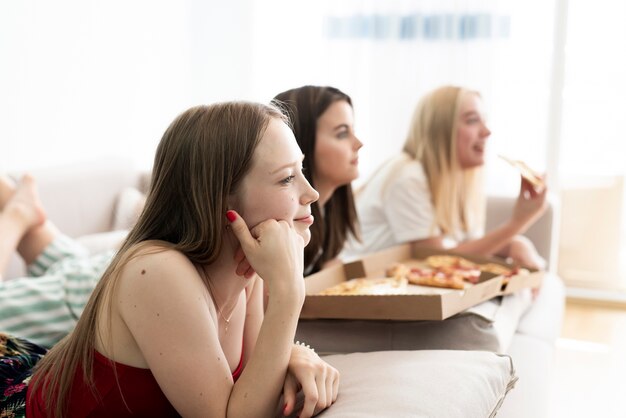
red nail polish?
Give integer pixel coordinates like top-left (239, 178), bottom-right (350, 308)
top-left (226, 211), bottom-right (236, 222)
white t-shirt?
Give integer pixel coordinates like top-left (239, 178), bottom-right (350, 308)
top-left (344, 155), bottom-right (486, 258)
top-left (343, 156), bottom-right (435, 258)
top-left (345, 155), bottom-right (462, 257)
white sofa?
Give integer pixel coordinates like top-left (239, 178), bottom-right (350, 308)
top-left (4, 159), bottom-right (563, 417)
top-left (484, 196), bottom-right (565, 418)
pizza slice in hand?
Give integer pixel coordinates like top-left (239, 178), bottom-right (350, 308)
top-left (499, 155), bottom-right (545, 190)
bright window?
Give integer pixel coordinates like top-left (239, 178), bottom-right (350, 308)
top-left (557, 0), bottom-right (626, 290)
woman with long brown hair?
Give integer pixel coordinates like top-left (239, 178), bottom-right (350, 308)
top-left (27, 102), bottom-right (339, 418)
top-left (272, 86), bottom-right (362, 275)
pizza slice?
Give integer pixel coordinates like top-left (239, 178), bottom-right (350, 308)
top-left (319, 276), bottom-right (409, 296)
top-left (386, 262), bottom-right (469, 290)
top-left (424, 255), bottom-right (482, 284)
top-left (406, 267), bottom-right (467, 290)
top-left (386, 263), bottom-right (411, 280)
top-left (480, 263), bottom-right (513, 276)
top-left (499, 155), bottom-right (545, 190)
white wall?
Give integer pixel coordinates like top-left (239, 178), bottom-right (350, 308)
top-left (1, 0), bottom-right (555, 202)
top-left (0, 0), bottom-right (254, 172)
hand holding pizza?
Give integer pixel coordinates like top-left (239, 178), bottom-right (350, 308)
top-left (512, 176), bottom-right (548, 232)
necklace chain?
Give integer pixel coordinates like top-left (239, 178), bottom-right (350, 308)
top-left (206, 274), bottom-right (236, 331)
top-left (216, 302), bottom-right (235, 326)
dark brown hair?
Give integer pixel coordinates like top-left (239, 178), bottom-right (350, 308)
top-left (272, 86), bottom-right (359, 274)
top-left (30, 102), bottom-right (286, 417)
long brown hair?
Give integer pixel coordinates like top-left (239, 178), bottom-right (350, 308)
top-left (272, 86), bottom-right (359, 274)
top-left (29, 102), bottom-right (286, 417)
top-left (402, 86), bottom-right (485, 238)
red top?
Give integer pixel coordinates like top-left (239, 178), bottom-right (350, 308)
top-left (27, 349), bottom-right (244, 417)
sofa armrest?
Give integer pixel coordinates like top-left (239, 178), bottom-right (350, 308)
top-left (485, 194), bottom-right (560, 271)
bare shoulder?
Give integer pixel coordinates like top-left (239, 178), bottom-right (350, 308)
top-left (125, 244), bottom-right (196, 275)
top-left (109, 243), bottom-right (218, 374)
top-left (116, 243), bottom-right (208, 307)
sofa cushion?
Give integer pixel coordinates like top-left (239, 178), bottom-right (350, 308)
top-left (27, 158), bottom-right (142, 238)
top-left (76, 230), bottom-right (128, 255)
top-left (112, 187), bottom-right (146, 231)
top-left (516, 273), bottom-right (565, 343)
top-left (497, 334), bottom-right (555, 418)
top-left (317, 350), bottom-right (517, 418)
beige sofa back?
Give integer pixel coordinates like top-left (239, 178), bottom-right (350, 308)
top-left (5, 158), bottom-right (147, 278)
top-left (5, 159), bottom-right (556, 278)
top-left (485, 195), bottom-right (558, 271)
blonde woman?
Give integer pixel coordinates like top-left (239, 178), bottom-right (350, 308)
top-left (27, 102), bottom-right (338, 418)
top-left (347, 85), bottom-right (547, 267)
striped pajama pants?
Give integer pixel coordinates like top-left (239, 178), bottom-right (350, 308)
top-left (0, 235), bottom-right (114, 348)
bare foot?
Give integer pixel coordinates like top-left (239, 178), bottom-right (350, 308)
top-left (0, 175), bottom-right (16, 209)
top-left (3, 174), bottom-right (47, 230)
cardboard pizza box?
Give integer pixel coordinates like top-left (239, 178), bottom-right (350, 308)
top-left (300, 244), bottom-right (543, 321)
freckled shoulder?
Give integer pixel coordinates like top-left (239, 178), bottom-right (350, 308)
top-left (117, 245), bottom-right (206, 296)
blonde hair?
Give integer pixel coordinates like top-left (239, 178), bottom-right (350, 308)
top-left (401, 85), bottom-right (485, 239)
top-left (30, 102), bottom-right (287, 417)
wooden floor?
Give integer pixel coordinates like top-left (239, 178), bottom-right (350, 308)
top-left (549, 301), bottom-right (626, 417)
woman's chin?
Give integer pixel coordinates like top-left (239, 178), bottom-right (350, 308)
top-left (299, 229), bottom-right (312, 246)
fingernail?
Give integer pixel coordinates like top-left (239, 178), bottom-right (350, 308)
top-left (226, 210), bottom-right (236, 222)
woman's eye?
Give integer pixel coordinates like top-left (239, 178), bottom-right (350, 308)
top-left (337, 130), bottom-right (349, 139)
top-left (280, 175), bottom-right (295, 184)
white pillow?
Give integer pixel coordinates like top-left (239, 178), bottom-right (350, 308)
top-left (76, 230), bottom-right (129, 255)
top-left (317, 350), bottom-right (517, 418)
top-left (112, 187), bottom-right (145, 231)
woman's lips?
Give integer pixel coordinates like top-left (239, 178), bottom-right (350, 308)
top-left (295, 214), bottom-right (314, 225)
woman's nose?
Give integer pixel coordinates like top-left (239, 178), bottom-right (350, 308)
top-left (301, 179), bottom-right (319, 205)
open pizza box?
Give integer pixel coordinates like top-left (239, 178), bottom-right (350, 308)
top-left (300, 244), bottom-right (543, 321)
